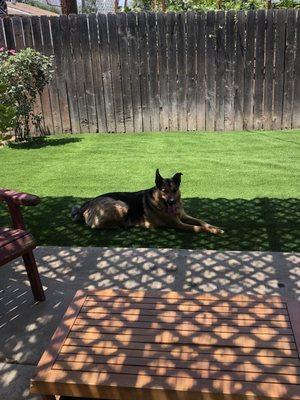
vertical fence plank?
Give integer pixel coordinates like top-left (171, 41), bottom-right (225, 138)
top-left (108, 13), bottom-right (125, 132)
top-left (88, 13), bottom-right (107, 133)
top-left (69, 14), bottom-right (89, 133)
top-left (127, 12), bottom-right (142, 132)
top-left (40, 16), bottom-right (62, 134)
top-left (50, 16), bottom-right (71, 133)
top-left (264, 9), bottom-right (275, 130)
top-left (186, 12), bottom-right (196, 131)
top-left (22, 16), bottom-right (33, 47)
top-left (234, 10), bottom-right (245, 131)
top-left (196, 11), bottom-right (206, 131)
top-left (282, 9), bottom-right (296, 129)
top-left (0, 17), bottom-right (6, 48)
top-left (147, 12), bottom-right (160, 132)
top-left (137, 12), bottom-right (151, 132)
top-left (157, 12), bottom-right (169, 131)
top-left (293, 10), bottom-right (300, 128)
top-left (273, 9), bottom-right (287, 130)
top-left (79, 14), bottom-right (98, 133)
top-left (31, 16), bottom-right (54, 134)
top-left (3, 17), bottom-right (15, 50)
top-left (243, 10), bottom-right (256, 130)
top-left (224, 10), bottom-right (236, 131)
top-left (12, 16), bottom-right (24, 51)
top-left (116, 13), bottom-right (133, 133)
top-left (177, 12), bottom-right (187, 131)
top-left (206, 11), bottom-right (216, 131)
top-left (253, 9), bottom-right (266, 130)
top-left (167, 12), bottom-right (178, 132)
top-left (215, 10), bottom-right (225, 131)
top-left (59, 15), bottom-right (80, 134)
top-left (31, 17), bottom-right (42, 55)
top-left (98, 13), bottom-right (115, 132)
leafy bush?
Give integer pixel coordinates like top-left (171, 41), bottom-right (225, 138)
top-left (0, 104), bottom-right (17, 134)
top-left (0, 47), bottom-right (54, 141)
top-left (130, 0), bottom-right (300, 11)
top-left (166, 0), bottom-right (265, 11)
top-left (0, 83), bottom-right (17, 134)
top-left (81, 0), bottom-right (98, 13)
top-left (275, 0), bottom-right (300, 8)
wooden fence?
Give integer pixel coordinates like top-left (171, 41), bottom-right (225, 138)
top-left (0, 10), bottom-right (300, 133)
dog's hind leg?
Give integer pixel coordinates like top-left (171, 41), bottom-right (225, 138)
top-left (83, 197), bottom-right (129, 229)
top-left (180, 213), bottom-right (224, 235)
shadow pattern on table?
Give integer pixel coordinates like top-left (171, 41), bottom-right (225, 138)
top-left (34, 291), bottom-right (300, 400)
top-left (0, 246), bottom-right (299, 398)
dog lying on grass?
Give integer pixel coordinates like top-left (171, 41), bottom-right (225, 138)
top-left (71, 169), bottom-right (224, 235)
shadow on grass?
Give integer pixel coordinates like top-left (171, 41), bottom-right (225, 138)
top-left (0, 196), bottom-right (299, 251)
top-left (8, 136), bottom-right (82, 149)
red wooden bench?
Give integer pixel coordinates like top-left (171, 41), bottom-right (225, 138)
top-left (0, 188), bottom-right (45, 301)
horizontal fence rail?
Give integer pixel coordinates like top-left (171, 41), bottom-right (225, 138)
top-left (0, 10), bottom-right (300, 133)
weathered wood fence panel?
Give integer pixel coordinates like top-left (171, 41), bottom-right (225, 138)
top-left (0, 10), bottom-right (299, 133)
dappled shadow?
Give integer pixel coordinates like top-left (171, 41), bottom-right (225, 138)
top-left (0, 245), bottom-right (299, 398)
top-left (0, 196), bottom-right (299, 251)
top-left (0, 196), bottom-right (299, 398)
top-left (0, 362), bottom-right (38, 400)
top-left (7, 136), bottom-right (82, 150)
top-left (0, 246), bottom-right (299, 362)
top-left (30, 290), bottom-right (300, 399)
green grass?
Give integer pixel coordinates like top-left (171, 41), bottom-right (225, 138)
top-left (0, 131), bottom-right (299, 251)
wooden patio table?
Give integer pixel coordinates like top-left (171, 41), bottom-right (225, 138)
top-left (31, 289), bottom-right (300, 400)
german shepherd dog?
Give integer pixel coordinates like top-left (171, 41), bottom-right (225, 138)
top-left (71, 169), bottom-right (224, 235)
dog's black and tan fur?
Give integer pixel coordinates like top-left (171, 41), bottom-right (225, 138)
top-left (71, 170), bottom-right (223, 235)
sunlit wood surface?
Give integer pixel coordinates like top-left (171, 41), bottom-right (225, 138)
top-left (31, 289), bottom-right (300, 399)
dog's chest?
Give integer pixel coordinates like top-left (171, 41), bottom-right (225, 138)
top-left (142, 201), bottom-right (183, 228)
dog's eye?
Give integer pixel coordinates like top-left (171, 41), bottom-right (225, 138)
top-left (173, 188), bottom-right (177, 193)
top-left (161, 188), bottom-right (166, 193)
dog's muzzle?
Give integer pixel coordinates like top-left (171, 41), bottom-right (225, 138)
top-left (166, 199), bottom-right (177, 215)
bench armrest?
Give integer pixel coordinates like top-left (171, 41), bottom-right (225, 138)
top-left (0, 189), bottom-right (40, 206)
top-left (0, 188), bottom-right (40, 230)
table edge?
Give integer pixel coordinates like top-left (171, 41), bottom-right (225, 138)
top-left (286, 298), bottom-right (300, 359)
top-left (30, 289), bottom-right (87, 385)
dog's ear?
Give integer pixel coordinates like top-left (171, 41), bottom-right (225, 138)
top-left (155, 169), bottom-right (164, 189)
top-left (172, 172), bottom-right (183, 187)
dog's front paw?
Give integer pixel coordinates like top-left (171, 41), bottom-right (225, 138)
top-left (209, 226), bottom-right (224, 236)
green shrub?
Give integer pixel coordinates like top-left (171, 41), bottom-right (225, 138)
top-left (0, 47), bottom-right (54, 141)
top-left (166, 0), bottom-right (264, 11)
top-left (81, 0), bottom-right (98, 13)
top-left (130, 0), bottom-right (300, 11)
top-left (0, 82), bottom-right (17, 134)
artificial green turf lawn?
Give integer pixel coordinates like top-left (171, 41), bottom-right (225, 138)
top-left (0, 131), bottom-right (299, 251)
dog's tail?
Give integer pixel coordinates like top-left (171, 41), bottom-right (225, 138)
top-left (71, 205), bottom-right (84, 222)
